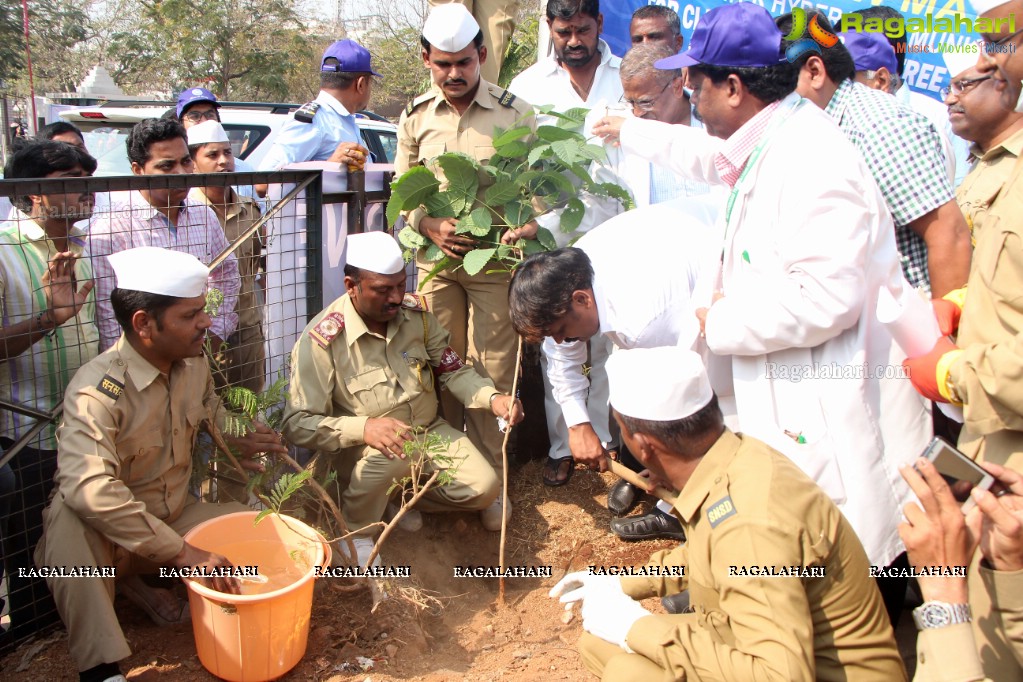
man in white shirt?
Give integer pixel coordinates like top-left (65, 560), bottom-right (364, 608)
top-left (509, 203), bottom-right (720, 540)
top-left (509, 0), bottom-right (622, 124)
top-left (592, 2), bottom-right (931, 624)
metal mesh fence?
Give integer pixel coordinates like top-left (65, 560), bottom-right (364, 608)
top-left (0, 168), bottom-right (391, 651)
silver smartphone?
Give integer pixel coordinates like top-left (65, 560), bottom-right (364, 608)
top-left (920, 437), bottom-right (996, 512)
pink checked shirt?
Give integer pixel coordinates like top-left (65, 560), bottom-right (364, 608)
top-left (86, 191), bottom-right (240, 351)
top-left (713, 100), bottom-right (782, 188)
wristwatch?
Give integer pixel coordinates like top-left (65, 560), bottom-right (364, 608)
top-left (913, 601), bottom-right (972, 630)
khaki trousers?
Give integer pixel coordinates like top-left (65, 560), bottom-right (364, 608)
top-left (579, 631), bottom-right (671, 681)
top-left (428, 0), bottom-right (520, 84)
top-left (34, 498), bottom-right (249, 671)
top-left (417, 257), bottom-right (518, 478)
top-left (317, 419), bottom-right (500, 538)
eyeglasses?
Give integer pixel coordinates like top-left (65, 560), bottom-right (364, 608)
top-left (987, 27), bottom-right (1023, 50)
top-left (940, 75), bottom-right (993, 99)
top-left (624, 80), bottom-right (673, 113)
top-left (182, 109), bottom-right (219, 123)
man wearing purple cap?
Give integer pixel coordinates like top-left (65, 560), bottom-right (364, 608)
top-left (593, 1), bottom-right (931, 625)
top-left (257, 39), bottom-right (375, 173)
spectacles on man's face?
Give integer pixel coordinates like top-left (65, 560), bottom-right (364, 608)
top-left (182, 108), bottom-right (219, 123)
top-left (986, 26), bottom-right (1023, 50)
top-left (624, 79), bottom-right (674, 113)
top-left (940, 75), bottom-right (993, 99)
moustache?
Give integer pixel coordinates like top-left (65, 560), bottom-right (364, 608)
top-left (948, 106), bottom-right (965, 115)
top-left (444, 79), bottom-right (467, 87)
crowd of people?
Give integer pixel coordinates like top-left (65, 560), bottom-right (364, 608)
top-left (0, 0), bottom-right (1022, 680)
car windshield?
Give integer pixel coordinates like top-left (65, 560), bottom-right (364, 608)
top-left (81, 128), bottom-right (133, 176)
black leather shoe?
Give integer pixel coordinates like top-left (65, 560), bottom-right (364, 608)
top-left (611, 508), bottom-right (687, 542)
top-left (607, 479), bottom-right (643, 516)
top-left (661, 592), bottom-right (690, 614)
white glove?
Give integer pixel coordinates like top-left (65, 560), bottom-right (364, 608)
top-left (581, 587), bottom-right (651, 651)
top-left (549, 570), bottom-right (623, 607)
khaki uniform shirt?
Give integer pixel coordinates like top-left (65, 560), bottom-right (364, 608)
top-left (281, 294), bottom-right (498, 453)
top-left (189, 187), bottom-right (263, 330)
top-left (52, 336), bottom-right (222, 563)
top-left (396, 80), bottom-right (535, 232)
top-left (955, 127), bottom-right (1023, 244)
top-left (619, 431), bottom-right (905, 681)
top-left (952, 150), bottom-right (1023, 471)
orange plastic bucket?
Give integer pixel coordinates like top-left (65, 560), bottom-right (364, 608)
top-left (182, 511), bottom-right (331, 682)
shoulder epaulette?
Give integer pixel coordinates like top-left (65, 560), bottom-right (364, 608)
top-left (294, 101), bottom-right (321, 124)
top-left (496, 89), bottom-right (517, 108)
top-left (405, 92), bottom-right (435, 116)
top-left (96, 373), bottom-right (125, 401)
top-left (401, 293), bottom-right (428, 312)
top-left (309, 312), bottom-right (345, 349)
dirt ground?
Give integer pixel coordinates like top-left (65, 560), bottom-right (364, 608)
top-left (0, 458), bottom-right (921, 681)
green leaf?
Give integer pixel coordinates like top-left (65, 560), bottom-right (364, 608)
top-left (493, 125), bottom-right (532, 147)
top-left (496, 244), bottom-right (514, 259)
top-left (527, 143), bottom-right (551, 166)
top-left (485, 180), bottom-right (520, 205)
top-left (535, 226), bottom-right (560, 251)
top-left (596, 182), bottom-right (635, 210)
top-left (493, 140), bottom-right (529, 159)
top-left (503, 200), bottom-right (533, 227)
top-left (462, 247), bottom-right (497, 276)
top-left (523, 170), bottom-right (574, 197)
top-left (536, 125), bottom-right (577, 142)
top-left (521, 238), bottom-right (547, 255)
top-left (555, 107), bottom-right (590, 129)
top-left (456, 207), bottom-right (493, 237)
top-left (424, 190), bottom-right (465, 218)
top-left (387, 166), bottom-right (440, 226)
top-left (419, 256), bottom-right (452, 289)
top-left (550, 139), bottom-right (579, 166)
top-left (398, 225), bottom-right (428, 250)
top-left (577, 143), bottom-right (608, 164)
top-left (559, 199), bottom-right (585, 234)
top-left (436, 153), bottom-right (479, 206)
top-left (422, 243), bottom-right (445, 262)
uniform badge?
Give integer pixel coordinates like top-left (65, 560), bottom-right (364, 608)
top-left (402, 293), bottom-right (427, 311)
top-left (294, 101), bottom-right (321, 124)
top-left (97, 374), bottom-right (125, 400)
top-left (497, 89), bottom-right (517, 108)
top-left (405, 92), bottom-right (434, 117)
top-left (706, 496), bottom-right (737, 528)
top-left (436, 346), bottom-right (465, 374)
top-left (309, 313), bottom-right (345, 349)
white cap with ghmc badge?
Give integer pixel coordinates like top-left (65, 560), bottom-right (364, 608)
top-left (346, 231), bottom-right (405, 275)
top-left (606, 347), bottom-right (714, 422)
top-left (422, 3), bottom-right (480, 53)
top-left (107, 246), bottom-right (209, 298)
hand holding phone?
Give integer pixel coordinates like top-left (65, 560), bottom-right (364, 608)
top-left (918, 437), bottom-right (997, 512)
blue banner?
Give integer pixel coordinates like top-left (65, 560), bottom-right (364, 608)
top-left (600, 0), bottom-right (986, 101)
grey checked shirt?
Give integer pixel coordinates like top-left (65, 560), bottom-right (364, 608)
top-left (825, 79), bottom-right (954, 295)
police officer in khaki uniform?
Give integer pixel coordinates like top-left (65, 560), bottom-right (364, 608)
top-left (34, 247), bottom-right (285, 682)
top-left (281, 232), bottom-right (523, 568)
top-left (551, 347), bottom-right (905, 681)
top-left (903, 3), bottom-right (1023, 677)
top-left (397, 3), bottom-right (535, 529)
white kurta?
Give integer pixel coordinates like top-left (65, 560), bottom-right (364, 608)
top-left (619, 94), bottom-right (932, 567)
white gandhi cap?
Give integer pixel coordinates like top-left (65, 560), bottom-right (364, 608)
top-left (187, 120), bottom-right (230, 146)
top-left (606, 347), bottom-right (713, 421)
top-left (971, 0), bottom-right (1011, 13)
top-left (346, 231), bottom-right (405, 275)
top-left (107, 246), bottom-right (209, 298)
top-left (422, 3), bottom-right (480, 53)
top-left (944, 44), bottom-right (983, 79)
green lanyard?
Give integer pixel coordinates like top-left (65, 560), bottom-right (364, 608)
top-left (720, 98), bottom-right (806, 264)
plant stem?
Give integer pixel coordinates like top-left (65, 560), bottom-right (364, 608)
top-left (203, 419), bottom-right (251, 481)
top-left (498, 334), bottom-right (524, 607)
top-left (365, 468), bottom-right (441, 570)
